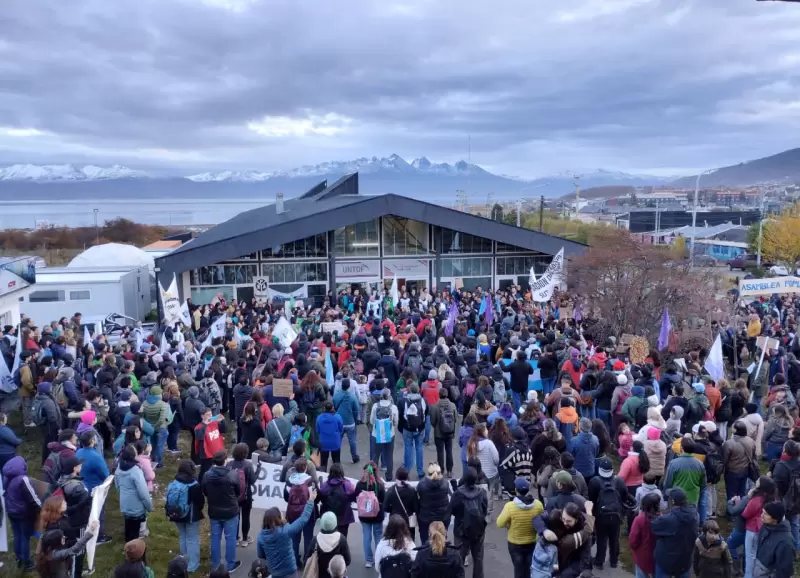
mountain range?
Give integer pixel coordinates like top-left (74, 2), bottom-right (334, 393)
top-left (672, 147), bottom-right (800, 188)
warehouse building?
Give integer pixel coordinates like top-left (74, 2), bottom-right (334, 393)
top-left (154, 174), bottom-right (586, 308)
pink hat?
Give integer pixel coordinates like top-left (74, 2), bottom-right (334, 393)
top-left (80, 410), bottom-right (97, 425)
top-left (647, 427), bottom-right (660, 441)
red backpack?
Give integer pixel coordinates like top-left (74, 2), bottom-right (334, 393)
top-left (236, 468), bottom-right (247, 503)
top-left (286, 480), bottom-right (310, 522)
top-left (614, 390), bottom-right (631, 415)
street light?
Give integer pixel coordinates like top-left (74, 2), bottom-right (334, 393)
top-left (516, 182), bottom-right (550, 227)
top-left (689, 169), bottom-right (715, 268)
top-left (93, 209), bottom-right (99, 245)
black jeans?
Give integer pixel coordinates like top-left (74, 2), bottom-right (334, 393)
top-left (457, 534), bottom-right (485, 578)
top-left (594, 516), bottom-right (621, 567)
top-left (434, 436), bottom-right (454, 474)
top-left (240, 500), bottom-right (253, 540)
top-left (124, 515), bottom-right (145, 543)
top-left (319, 449), bottom-right (341, 471)
top-left (508, 542), bottom-right (535, 578)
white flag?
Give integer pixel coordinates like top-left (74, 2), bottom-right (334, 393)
top-left (704, 334), bottom-right (725, 382)
top-left (273, 316), bottom-right (298, 349)
top-left (160, 331), bottom-right (169, 355)
top-left (134, 329), bottom-right (144, 352)
top-left (180, 301), bottom-right (192, 327)
top-left (390, 275), bottom-right (399, 308)
top-left (529, 266), bottom-right (537, 287)
top-left (210, 315), bottom-right (227, 339)
top-left (10, 324), bottom-right (22, 374)
top-left (159, 275), bottom-right (182, 326)
top-left (176, 330), bottom-right (186, 354)
top-left (0, 350), bottom-right (16, 393)
top-left (84, 325), bottom-right (92, 347)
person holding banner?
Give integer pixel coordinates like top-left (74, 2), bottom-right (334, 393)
top-left (36, 519), bottom-right (99, 578)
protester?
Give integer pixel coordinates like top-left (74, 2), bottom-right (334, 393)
top-left (383, 467), bottom-right (419, 541)
top-left (416, 462), bottom-right (451, 544)
top-left (628, 492), bottom-right (661, 578)
top-left (166, 460), bottom-right (205, 573)
top-left (693, 519), bottom-right (733, 578)
top-left (651, 488), bottom-right (698, 578)
top-left (588, 457), bottom-right (627, 570)
top-left (354, 462), bottom-right (386, 568)
top-left (112, 538), bottom-right (155, 578)
top-left (333, 378), bottom-right (361, 463)
top-left (307, 511), bottom-right (352, 578)
top-left (36, 520), bottom-right (99, 578)
top-left (319, 463), bottom-right (357, 536)
top-left (3, 455), bottom-right (42, 571)
top-left (316, 400), bottom-right (345, 470)
top-left (374, 515), bottom-right (416, 578)
top-left (229, 442), bottom-right (259, 548)
top-left (409, 521), bottom-right (463, 578)
top-left (202, 449), bottom-right (242, 573)
top-left (115, 445), bottom-right (154, 543)
top-left (752, 501), bottom-right (795, 578)
top-left (450, 467), bottom-right (488, 578)
top-left (429, 387), bottom-right (457, 477)
top-left (496, 477), bottom-right (543, 578)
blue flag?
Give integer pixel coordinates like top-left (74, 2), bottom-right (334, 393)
top-left (485, 296), bottom-right (494, 326)
top-left (325, 347), bottom-right (334, 385)
top-left (479, 296), bottom-right (486, 316)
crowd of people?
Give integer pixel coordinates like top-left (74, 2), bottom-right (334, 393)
top-left (0, 285), bottom-right (797, 578)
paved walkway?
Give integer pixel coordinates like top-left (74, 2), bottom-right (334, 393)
top-left (234, 424), bottom-right (633, 578)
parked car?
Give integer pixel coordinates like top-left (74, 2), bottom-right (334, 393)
top-left (768, 265), bottom-right (790, 276)
top-left (728, 253), bottom-right (773, 270)
top-left (694, 255), bottom-right (718, 267)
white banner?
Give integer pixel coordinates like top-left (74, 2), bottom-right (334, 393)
top-left (739, 276), bottom-right (800, 297)
top-left (530, 248), bottom-right (565, 302)
top-left (273, 317), bottom-right (298, 349)
top-left (180, 301), bottom-right (192, 327)
top-left (85, 475), bottom-right (114, 570)
top-left (382, 259), bottom-right (430, 279)
top-left (159, 275), bottom-right (182, 326)
top-left (254, 276), bottom-right (270, 300)
top-left (320, 322), bottom-right (346, 335)
top-left (269, 286), bottom-right (308, 301)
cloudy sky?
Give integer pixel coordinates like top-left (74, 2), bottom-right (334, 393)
top-left (2, 0), bottom-right (800, 178)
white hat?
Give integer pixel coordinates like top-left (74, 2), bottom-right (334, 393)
top-left (616, 373), bottom-right (628, 385)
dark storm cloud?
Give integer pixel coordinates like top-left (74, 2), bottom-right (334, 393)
top-left (1, 0), bottom-right (800, 174)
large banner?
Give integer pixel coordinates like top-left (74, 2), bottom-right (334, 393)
top-left (530, 248), bottom-right (565, 302)
top-left (739, 276), bottom-right (800, 297)
top-left (159, 275), bottom-right (182, 326)
top-left (85, 475), bottom-right (114, 569)
top-left (269, 286), bottom-right (308, 301)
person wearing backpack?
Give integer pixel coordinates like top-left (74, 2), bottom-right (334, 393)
top-left (772, 439), bottom-right (800, 550)
top-left (429, 387), bottom-right (458, 477)
top-left (370, 388), bottom-right (399, 480)
top-left (450, 467), bottom-right (488, 578)
top-left (686, 383), bottom-right (712, 432)
top-left (399, 384), bottom-right (428, 480)
top-left (307, 511), bottom-right (352, 578)
top-left (587, 457), bottom-right (628, 571)
top-left (230, 442), bottom-right (261, 548)
top-left (374, 515), bottom-right (416, 578)
top-left (409, 520), bottom-right (463, 578)
top-left (319, 463), bottom-right (357, 536)
top-left (167, 460), bottom-right (205, 573)
top-left (283, 457), bottom-right (316, 567)
top-left (202, 449), bottom-right (243, 573)
top-left (354, 462), bottom-right (386, 568)
top-left (34, 382), bottom-right (62, 465)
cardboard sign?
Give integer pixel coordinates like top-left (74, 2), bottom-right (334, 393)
top-left (756, 336), bottom-right (780, 351)
top-left (454, 278), bottom-right (464, 290)
top-left (272, 378), bottom-right (294, 398)
top-left (321, 322), bottom-right (346, 335)
top-left (561, 306), bottom-right (574, 320)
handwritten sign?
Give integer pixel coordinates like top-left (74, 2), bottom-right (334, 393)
top-left (321, 322), bottom-right (346, 335)
top-left (272, 378), bottom-right (294, 398)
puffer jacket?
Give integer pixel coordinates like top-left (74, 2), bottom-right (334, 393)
top-left (2, 456), bottom-right (42, 519)
top-left (114, 456), bottom-right (153, 518)
top-left (410, 543), bottom-right (464, 578)
top-left (56, 473), bottom-right (92, 530)
top-left (202, 464), bottom-right (241, 520)
top-left (416, 477), bottom-right (452, 526)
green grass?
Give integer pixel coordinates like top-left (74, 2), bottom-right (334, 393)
top-left (0, 413), bottom-right (236, 578)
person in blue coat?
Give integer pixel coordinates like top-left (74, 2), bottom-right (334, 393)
top-left (332, 379), bottom-right (360, 463)
top-left (316, 401), bottom-right (344, 470)
top-left (75, 429), bottom-right (112, 543)
top-left (0, 411), bottom-right (22, 471)
top-left (257, 495), bottom-right (316, 578)
top-left (567, 418), bottom-right (600, 479)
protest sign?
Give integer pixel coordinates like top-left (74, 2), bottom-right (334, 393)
top-left (272, 379), bottom-right (294, 398)
top-left (253, 276), bottom-right (270, 300)
top-left (273, 317), bottom-right (298, 348)
top-left (739, 275), bottom-right (800, 296)
top-left (159, 275), bottom-right (182, 326)
top-left (85, 475), bottom-right (114, 570)
top-left (530, 248), bottom-right (565, 302)
top-left (756, 335), bottom-right (780, 351)
top-left (320, 322), bottom-right (346, 335)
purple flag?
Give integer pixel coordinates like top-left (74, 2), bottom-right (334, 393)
top-left (485, 295), bottom-right (494, 327)
top-left (445, 301), bottom-right (458, 337)
top-left (658, 307), bottom-right (671, 350)
top-left (574, 303), bottom-right (582, 323)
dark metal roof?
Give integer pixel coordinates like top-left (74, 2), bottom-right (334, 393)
top-left (155, 175), bottom-right (586, 276)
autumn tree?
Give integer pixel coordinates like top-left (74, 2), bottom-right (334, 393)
top-left (491, 203), bottom-right (504, 222)
top-left (570, 228), bottom-right (716, 341)
top-left (761, 204), bottom-right (800, 266)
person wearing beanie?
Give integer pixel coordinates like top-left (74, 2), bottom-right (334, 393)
top-left (113, 538), bottom-right (154, 578)
top-left (141, 383), bottom-right (171, 467)
top-left (307, 511), bottom-right (351, 578)
top-left (685, 382), bottom-right (711, 432)
top-left (650, 488), bottom-right (698, 577)
top-left (661, 382), bottom-right (689, 429)
top-left (753, 501), bottom-right (794, 578)
top-left (183, 385), bottom-right (207, 445)
top-left (56, 453), bottom-right (93, 576)
top-left (496, 477), bottom-right (543, 578)
top-left (34, 381), bottom-right (61, 462)
top-left (587, 457), bottom-right (628, 570)
top-left (741, 402), bottom-right (764, 458)
top-left (568, 418), bottom-right (599, 480)
top-left (721, 420), bottom-right (757, 503)
top-left (167, 554), bottom-right (189, 578)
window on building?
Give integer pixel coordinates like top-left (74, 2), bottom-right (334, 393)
top-left (334, 220), bottom-right (380, 257)
top-left (440, 258), bottom-right (492, 277)
top-left (262, 262), bottom-right (327, 284)
top-left (496, 256), bottom-right (551, 276)
top-left (261, 234), bottom-right (327, 259)
top-left (69, 290), bottom-right (91, 301)
top-left (29, 290), bottom-right (66, 303)
top-left (191, 286), bottom-right (234, 305)
top-left (496, 242), bottom-right (534, 253)
top-left (440, 228), bottom-right (492, 254)
top-left (382, 216), bottom-right (429, 256)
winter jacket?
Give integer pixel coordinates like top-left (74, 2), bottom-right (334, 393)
top-left (429, 399), bottom-right (458, 439)
top-left (643, 437), bottom-right (667, 477)
top-left (475, 438), bottom-right (499, 478)
top-left (416, 477), bottom-right (452, 526)
top-left (38, 529), bottom-right (96, 578)
top-left (628, 511), bottom-right (657, 575)
top-left (553, 406), bottom-right (579, 444)
top-left (332, 389), bottom-right (359, 426)
top-left (141, 395), bottom-right (170, 430)
top-left (621, 387), bottom-right (646, 425)
top-left (75, 446), bottom-right (110, 492)
top-left (383, 481), bottom-right (418, 526)
top-left (229, 458), bottom-right (258, 502)
top-left (319, 477), bottom-right (357, 526)
top-left (752, 520), bottom-right (794, 578)
top-left (35, 390), bottom-right (61, 430)
top-left (664, 454), bottom-right (706, 505)
top-left (502, 359), bottom-right (533, 394)
top-left (266, 400), bottom-right (298, 453)
top-left (567, 431), bottom-right (599, 479)
top-left (308, 530), bottom-right (351, 578)
top-left (450, 485), bottom-right (487, 539)
top-left (721, 435), bottom-right (756, 475)
top-left (0, 424), bottom-right (21, 458)
top-left (315, 412), bottom-right (344, 451)
top-left (742, 495), bottom-right (765, 533)
top-left (170, 470), bottom-right (205, 523)
top-left (374, 538), bottom-right (416, 578)
top-left (256, 501), bottom-right (314, 578)
top-left (650, 505), bottom-right (698, 577)
top-left (136, 454), bottom-right (156, 493)
top-left (57, 473), bottom-right (92, 530)
top-left (544, 467), bottom-right (588, 499)
top-left (183, 396), bottom-right (206, 431)
top-left (410, 543), bottom-right (464, 578)
top-left (2, 456), bottom-right (42, 519)
top-left (202, 464), bottom-right (241, 520)
top-left (619, 452), bottom-right (645, 488)
top-left (115, 456), bottom-right (153, 518)
top-left (377, 355), bottom-right (401, 390)
top-left (693, 535), bottom-right (733, 578)
top-left (240, 417), bottom-right (266, 455)
top-left (496, 494), bottom-right (543, 544)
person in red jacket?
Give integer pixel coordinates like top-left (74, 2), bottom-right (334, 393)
top-left (560, 349), bottom-right (585, 391)
top-left (629, 492), bottom-right (660, 577)
top-left (194, 408), bottom-right (227, 480)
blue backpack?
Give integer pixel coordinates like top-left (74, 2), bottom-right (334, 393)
top-left (165, 480), bottom-right (197, 521)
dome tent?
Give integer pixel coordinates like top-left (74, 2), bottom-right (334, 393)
top-left (68, 243), bottom-right (155, 271)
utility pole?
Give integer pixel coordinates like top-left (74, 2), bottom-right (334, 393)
top-left (654, 198), bottom-right (660, 244)
top-left (573, 175), bottom-right (581, 219)
top-left (516, 200), bottom-right (522, 227)
top-left (539, 195), bottom-right (545, 231)
top-left (690, 169), bottom-right (714, 268)
top-left (93, 208), bottom-right (99, 244)
top-left (757, 186), bottom-right (765, 266)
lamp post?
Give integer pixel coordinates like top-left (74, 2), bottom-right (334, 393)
top-left (689, 169), bottom-right (715, 268)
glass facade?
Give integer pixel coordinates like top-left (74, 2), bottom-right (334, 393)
top-left (440, 257), bottom-right (493, 277)
top-left (334, 219), bottom-right (380, 257)
top-left (496, 256), bottom-right (551, 275)
top-left (440, 228), bottom-right (492, 254)
top-left (382, 216), bottom-right (429, 256)
top-left (262, 262), bottom-right (327, 284)
top-left (192, 264), bottom-right (258, 286)
top-left (191, 286), bottom-right (234, 304)
top-left (261, 234), bottom-right (327, 259)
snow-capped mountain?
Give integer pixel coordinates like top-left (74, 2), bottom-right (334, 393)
top-left (186, 154), bottom-right (490, 182)
top-left (0, 164), bottom-right (146, 181)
